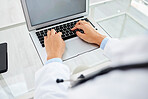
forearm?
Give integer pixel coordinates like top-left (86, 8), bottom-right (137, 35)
top-left (35, 62), bottom-right (70, 99)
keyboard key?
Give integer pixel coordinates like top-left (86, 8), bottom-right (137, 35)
top-left (70, 25), bottom-right (74, 29)
top-left (65, 30), bottom-right (69, 34)
top-left (74, 21), bottom-right (77, 24)
top-left (78, 29), bottom-right (84, 33)
top-left (56, 30), bottom-right (60, 33)
top-left (59, 25), bottom-right (63, 29)
top-left (62, 34), bottom-right (65, 38)
top-left (63, 24), bottom-right (67, 27)
top-left (37, 35), bottom-right (43, 38)
top-left (36, 32), bottom-right (40, 36)
top-left (66, 33), bottom-right (69, 36)
top-left (40, 40), bottom-right (44, 44)
top-left (51, 27), bottom-right (55, 30)
top-left (67, 23), bottom-right (70, 27)
top-left (63, 29), bottom-right (66, 31)
top-left (67, 27), bottom-right (71, 30)
top-left (62, 34), bottom-right (77, 40)
top-left (55, 27), bottom-right (59, 30)
top-left (69, 31), bottom-right (74, 35)
top-left (44, 30), bottom-right (47, 33)
top-left (44, 33), bottom-right (47, 36)
top-left (58, 29), bottom-right (62, 32)
top-left (42, 44), bottom-right (45, 47)
top-left (40, 31), bottom-right (44, 35)
top-left (39, 37), bottom-right (44, 41)
top-left (62, 31), bottom-right (66, 34)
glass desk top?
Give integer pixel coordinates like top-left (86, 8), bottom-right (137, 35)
top-left (90, 0), bottom-right (148, 38)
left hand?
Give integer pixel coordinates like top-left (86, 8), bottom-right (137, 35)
top-left (44, 29), bottom-right (65, 60)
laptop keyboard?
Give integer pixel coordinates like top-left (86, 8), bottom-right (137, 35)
top-left (35, 18), bottom-right (95, 47)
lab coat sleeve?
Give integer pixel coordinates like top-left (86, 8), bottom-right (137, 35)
top-left (100, 38), bottom-right (109, 50)
top-left (103, 38), bottom-right (121, 59)
top-left (103, 36), bottom-right (148, 66)
top-left (34, 62), bottom-right (70, 99)
top-left (45, 58), bottom-right (63, 64)
top-left (103, 38), bottom-right (128, 66)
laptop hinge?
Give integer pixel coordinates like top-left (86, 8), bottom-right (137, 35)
top-left (36, 16), bottom-right (84, 30)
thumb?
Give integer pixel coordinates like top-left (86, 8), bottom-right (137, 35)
top-left (76, 31), bottom-right (85, 39)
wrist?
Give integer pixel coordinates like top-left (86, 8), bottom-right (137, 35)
top-left (47, 55), bottom-right (62, 60)
top-left (96, 34), bottom-right (106, 46)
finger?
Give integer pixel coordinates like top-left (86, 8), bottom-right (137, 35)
top-left (51, 29), bottom-right (56, 36)
top-left (76, 31), bottom-right (85, 39)
top-left (78, 20), bottom-right (87, 25)
top-left (75, 25), bottom-right (84, 30)
top-left (81, 20), bottom-right (88, 24)
top-left (74, 21), bottom-right (83, 26)
top-left (71, 21), bottom-right (83, 31)
top-left (44, 36), bottom-right (47, 45)
top-left (79, 20), bottom-right (84, 24)
top-left (73, 25), bottom-right (84, 30)
top-left (75, 21), bottom-right (81, 26)
top-left (57, 32), bottom-right (62, 36)
top-left (44, 36), bottom-right (47, 40)
top-left (47, 30), bottom-right (51, 37)
top-left (71, 26), bottom-right (77, 31)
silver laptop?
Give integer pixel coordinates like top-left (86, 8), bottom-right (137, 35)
top-left (21, 0), bottom-right (98, 64)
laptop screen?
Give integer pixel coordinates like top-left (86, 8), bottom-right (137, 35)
top-left (26, 0), bottom-right (86, 26)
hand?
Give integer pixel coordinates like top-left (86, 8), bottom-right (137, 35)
top-left (44, 29), bottom-right (65, 60)
top-left (71, 20), bottom-right (106, 46)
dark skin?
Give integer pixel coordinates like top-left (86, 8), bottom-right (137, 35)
top-left (44, 20), bottom-right (106, 60)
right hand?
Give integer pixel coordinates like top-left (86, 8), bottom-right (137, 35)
top-left (44, 29), bottom-right (65, 60)
top-left (71, 20), bottom-right (106, 46)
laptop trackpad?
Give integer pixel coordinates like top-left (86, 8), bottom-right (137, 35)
top-left (63, 37), bottom-right (98, 61)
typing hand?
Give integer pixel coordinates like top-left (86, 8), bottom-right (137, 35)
top-left (44, 29), bottom-right (65, 60)
top-left (71, 20), bottom-right (106, 46)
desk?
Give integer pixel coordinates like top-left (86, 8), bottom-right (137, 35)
top-left (0, 0), bottom-right (148, 99)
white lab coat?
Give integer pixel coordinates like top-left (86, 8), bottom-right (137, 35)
top-left (35, 35), bottom-right (148, 99)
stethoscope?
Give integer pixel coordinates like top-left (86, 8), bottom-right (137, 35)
top-left (56, 62), bottom-right (148, 87)
top-left (56, 74), bottom-right (85, 83)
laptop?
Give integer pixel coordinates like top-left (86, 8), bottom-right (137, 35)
top-left (21, 0), bottom-right (98, 64)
